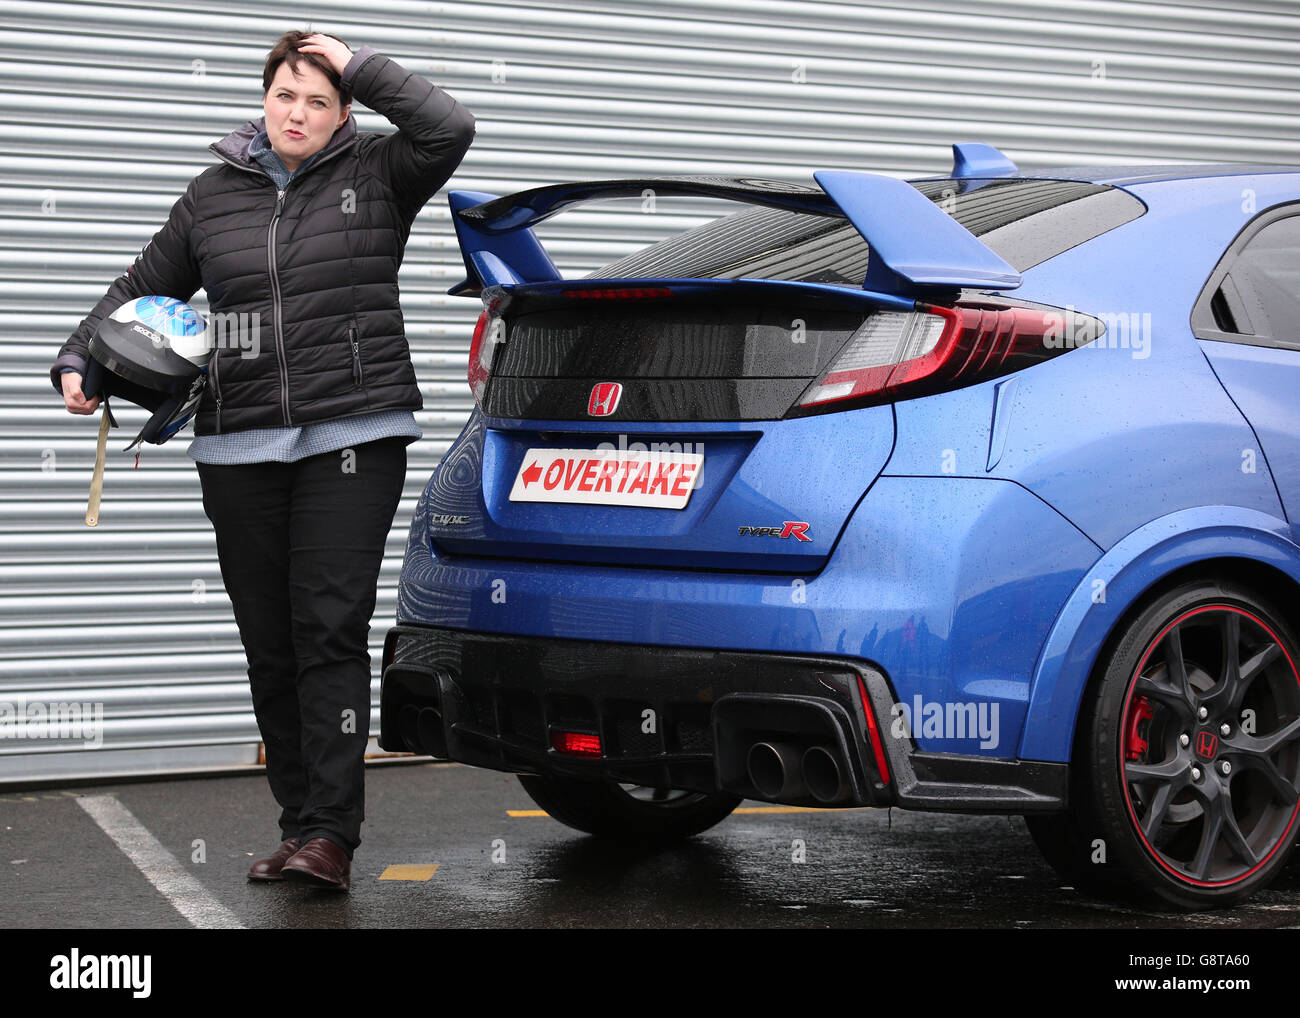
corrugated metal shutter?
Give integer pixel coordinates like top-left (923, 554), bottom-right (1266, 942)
top-left (2, 0), bottom-right (1298, 781)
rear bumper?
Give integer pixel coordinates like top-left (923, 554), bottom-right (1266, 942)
top-left (380, 624), bottom-right (1068, 813)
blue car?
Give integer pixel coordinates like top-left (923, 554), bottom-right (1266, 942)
top-left (380, 143), bottom-right (1300, 910)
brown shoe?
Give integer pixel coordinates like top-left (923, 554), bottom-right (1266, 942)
top-left (247, 838), bottom-right (301, 882)
top-left (281, 837), bottom-right (351, 892)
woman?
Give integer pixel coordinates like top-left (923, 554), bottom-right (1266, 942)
top-left (52, 30), bottom-right (475, 892)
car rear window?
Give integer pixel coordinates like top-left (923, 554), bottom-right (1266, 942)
top-left (592, 178), bottom-right (1145, 286)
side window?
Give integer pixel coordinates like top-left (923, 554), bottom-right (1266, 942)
top-left (1228, 217), bottom-right (1300, 341)
top-left (1195, 210), bottom-right (1300, 348)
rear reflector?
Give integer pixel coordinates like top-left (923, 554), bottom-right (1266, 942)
top-left (550, 730), bottom-right (602, 757)
top-left (797, 301), bottom-right (1086, 411)
top-left (856, 675), bottom-right (891, 785)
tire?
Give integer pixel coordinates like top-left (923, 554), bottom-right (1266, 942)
top-left (1031, 580), bottom-right (1300, 910)
top-left (1024, 810), bottom-right (1112, 897)
top-left (518, 774), bottom-right (741, 842)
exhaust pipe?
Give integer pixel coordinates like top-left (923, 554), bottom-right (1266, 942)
top-left (803, 745), bottom-right (852, 804)
top-left (747, 741), bottom-right (808, 800)
top-left (416, 706), bottom-right (448, 759)
top-left (398, 705), bottom-right (422, 753)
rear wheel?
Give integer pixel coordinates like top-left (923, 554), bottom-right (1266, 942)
top-left (518, 774), bottom-right (741, 842)
top-left (1031, 581), bottom-right (1300, 909)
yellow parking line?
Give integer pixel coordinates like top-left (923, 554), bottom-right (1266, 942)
top-left (508, 809), bottom-right (550, 817)
top-left (378, 864), bottom-right (440, 881)
top-left (735, 806), bottom-right (843, 814)
top-left (0, 791), bottom-right (92, 805)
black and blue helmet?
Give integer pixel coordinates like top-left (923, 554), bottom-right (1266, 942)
top-left (82, 296), bottom-right (210, 449)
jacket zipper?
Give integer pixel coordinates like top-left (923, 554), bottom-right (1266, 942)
top-left (268, 188), bottom-right (291, 425)
top-left (210, 345), bottom-right (222, 433)
top-left (209, 137), bottom-right (358, 428)
top-left (349, 324), bottom-right (363, 388)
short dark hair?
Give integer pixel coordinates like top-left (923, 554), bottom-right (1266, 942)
top-left (262, 30), bottom-right (352, 107)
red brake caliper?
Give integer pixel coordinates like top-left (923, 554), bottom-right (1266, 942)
top-left (1125, 696), bottom-right (1153, 761)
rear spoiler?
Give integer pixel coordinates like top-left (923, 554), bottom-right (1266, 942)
top-left (448, 170), bottom-right (1021, 298)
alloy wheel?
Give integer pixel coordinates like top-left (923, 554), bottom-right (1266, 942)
top-left (1120, 604), bottom-right (1300, 887)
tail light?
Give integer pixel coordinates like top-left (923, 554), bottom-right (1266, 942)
top-left (467, 309), bottom-right (497, 404)
top-left (550, 730), bottom-right (602, 757)
top-left (560, 287), bottom-right (673, 299)
top-left (795, 302), bottom-right (1093, 412)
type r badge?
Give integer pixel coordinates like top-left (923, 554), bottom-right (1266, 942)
top-left (737, 522), bottom-right (812, 542)
top-left (588, 382), bottom-right (623, 417)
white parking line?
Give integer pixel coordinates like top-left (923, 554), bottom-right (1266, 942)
top-left (77, 795), bottom-right (244, 930)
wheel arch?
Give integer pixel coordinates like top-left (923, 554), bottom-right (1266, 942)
top-left (1018, 506), bottom-right (1300, 763)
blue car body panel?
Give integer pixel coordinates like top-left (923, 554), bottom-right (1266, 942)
top-left (428, 406), bottom-right (896, 571)
top-left (884, 317), bottom-right (1284, 550)
top-left (401, 460), bottom-right (1102, 758)
top-left (447, 189), bottom-right (561, 293)
top-left (457, 171), bottom-right (1024, 295)
top-left (1200, 339), bottom-right (1300, 534)
top-left (885, 175), bottom-right (1294, 552)
top-left (456, 177), bottom-right (840, 233)
top-left (482, 276), bottom-right (918, 313)
top-left (950, 141), bottom-right (1019, 179)
top-left (1020, 507), bottom-right (1300, 761)
top-left (392, 162), bottom-right (1300, 783)
top-left (813, 170), bottom-right (1022, 292)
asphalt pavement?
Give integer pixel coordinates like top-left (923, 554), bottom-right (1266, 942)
top-left (4, 760), bottom-right (1300, 930)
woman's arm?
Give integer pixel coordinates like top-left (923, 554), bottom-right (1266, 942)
top-left (51, 179), bottom-right (203, 400)
top-left (301, 34), bottom-right (475, 214)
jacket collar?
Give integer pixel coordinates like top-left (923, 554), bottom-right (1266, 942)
top-left (209, 114), bottom-right (357, 173)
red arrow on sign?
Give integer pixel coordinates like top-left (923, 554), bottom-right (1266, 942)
top-left (520, 461), bottom-right (542, 488)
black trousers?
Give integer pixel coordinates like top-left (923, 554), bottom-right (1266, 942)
top-left (197, 437), bottom-right (407, 857)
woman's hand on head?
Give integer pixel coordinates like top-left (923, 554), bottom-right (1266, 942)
top-left (61, 371), bottom-right (100, 415)
top-left (297, 33), bottom-right (352, 77)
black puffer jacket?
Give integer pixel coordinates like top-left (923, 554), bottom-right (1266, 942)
top-left (52, 47), bottom-right (474, 435)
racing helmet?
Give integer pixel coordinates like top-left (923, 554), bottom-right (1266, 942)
top-left (82, 296), bottom-right (210, 449)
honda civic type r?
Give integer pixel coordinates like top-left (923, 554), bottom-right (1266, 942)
top-left (380, 143), bottom-right (1300, 909)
